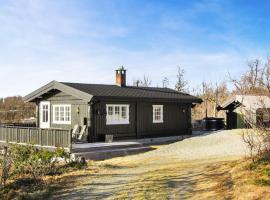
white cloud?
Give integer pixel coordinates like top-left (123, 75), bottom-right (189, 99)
top-left (0, 0), bottom-right (266, 97)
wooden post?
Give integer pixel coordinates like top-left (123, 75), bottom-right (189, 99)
top-left (6, 128), bottom-right (8, 143)
top-left (28, 128), bottom-right (31, 144)
top-left (54, 129), bottom-right (56, 147)
top-left (39, 128), bottom-right (42, 146)
top-left (16, 128), bottom-right (19, 143)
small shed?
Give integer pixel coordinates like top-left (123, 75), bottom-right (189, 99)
top-left (218, 95), bottom-right (270, 129)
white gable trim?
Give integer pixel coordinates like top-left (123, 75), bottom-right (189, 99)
top-left (23, 81), bottom-right (93, 102)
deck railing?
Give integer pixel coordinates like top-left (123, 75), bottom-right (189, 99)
top-left (0, 126), bottom-right (72, 151)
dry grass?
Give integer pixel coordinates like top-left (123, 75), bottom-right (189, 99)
top-left (93, 158), bottom-right (270, 200)
top-left (36, 130), bottom-right (270, 199)
top-left (0, 160), bottom-right (99, 200)
top-left (27, 156), bottom-right (270, 200)
top-left (193, 159), bottom-right (270, 200)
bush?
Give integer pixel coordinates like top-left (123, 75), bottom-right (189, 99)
top-left (9, 144), bottom-right (71, 184)
top-left (0, 144), bottom-right (87, 199)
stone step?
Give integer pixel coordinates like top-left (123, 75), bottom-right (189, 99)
top-left (72, 146), bottom-right (153, 160)
top-left (71, 142), bottom-right (143, 153)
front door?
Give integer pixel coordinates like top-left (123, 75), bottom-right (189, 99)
top-left (40, 101), bottom-right (50, 128)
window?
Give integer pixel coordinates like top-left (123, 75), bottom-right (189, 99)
top-left (153, 105), bottom-right (163, 123)
top-left (53, 105), bottom-right (71, 124)
top-left (106, 104), bottom-right (129, 125)
top-left (263, 113), bottom-right (270, 122)
top-left (42, 104), bottom-right (49, 123)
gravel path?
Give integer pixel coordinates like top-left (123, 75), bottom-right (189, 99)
top-left (51, 129), bottom-right (248, 200)
top-left (142, 129), bottom-right (247, 160)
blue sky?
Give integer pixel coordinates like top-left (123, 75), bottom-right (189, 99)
top-left (1, 0), bottom-right (270, 96)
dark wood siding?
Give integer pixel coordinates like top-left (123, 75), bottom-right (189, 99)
top-left (137, 102), bottom-right (191, 138)
top-left (93, 101), bottom-right (136, 141)
top-left (92, 99), bottom-right (192, 141)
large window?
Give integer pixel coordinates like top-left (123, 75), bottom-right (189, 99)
top-left (106, 104), bottom-right (129, 125)
top-left (52, 105), bottom-right (71, 124)
top-left (153, 105), bottom-right (163, 123)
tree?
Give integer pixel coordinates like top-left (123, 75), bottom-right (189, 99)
top-left (262, 57), bottom-right (270, 94)
top-left (229, 59), bottom-right (265, 95)
top-left (162, 77), bottom-right (169, 88)
top-left (175, 66), bottom-right (188, 92)
top-left (192, 81), bottom-right (229, 119)
top-left (133, 75), bottom-right (152, 87)
top-left (0, 96), bottom-right (35, 123)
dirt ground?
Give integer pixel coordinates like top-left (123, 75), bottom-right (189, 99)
top-left (50, 130), bottom-right (253, 200)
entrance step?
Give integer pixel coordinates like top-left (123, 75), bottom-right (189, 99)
top-left (72, 146), bottom-right (153, 160)
top-left (71, 142), bottom-right (142, 153)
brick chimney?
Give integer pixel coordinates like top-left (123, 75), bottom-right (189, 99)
top-left (115, 66), bottom-right (126, 87)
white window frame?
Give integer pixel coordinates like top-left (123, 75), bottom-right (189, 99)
top-left (40, 101), bottom-right (50, 129)
top-left (106, 104), bottom-right (129, 125)
top-left (153, 105), bottom-right (164, 123)
top-left (52, 104), bottom-right (71, 125)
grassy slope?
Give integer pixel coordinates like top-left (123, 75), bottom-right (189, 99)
top-left (48, 155), bottom-right (270, 200)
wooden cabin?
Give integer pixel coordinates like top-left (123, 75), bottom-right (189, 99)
top-left (23, 67), bottom-right (202, 142)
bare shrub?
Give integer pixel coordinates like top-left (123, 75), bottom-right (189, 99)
top-left (0, 146), bottom-right (12, 187)
top-left (240, 106), bottom-right (270, 163)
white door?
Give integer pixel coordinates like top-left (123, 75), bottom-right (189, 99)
top-left (40, 101), bottom-right (50, 128)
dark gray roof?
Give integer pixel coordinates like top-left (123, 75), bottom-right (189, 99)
top-left (60, 82), bottom-right (202, 103)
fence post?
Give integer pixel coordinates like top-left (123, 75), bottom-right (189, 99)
top-left (6, 128), bottom-right (8, 143)
top-left (54, 129), bottom-right (56, 147)
top-left (16, 128), bottom-right (19, 143)
top-left (39, 129), bottom-right (42, 146)
top-left (28, 128), bottom-right (31, 144)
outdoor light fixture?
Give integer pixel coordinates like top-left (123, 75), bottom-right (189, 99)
top-left (76, 107), bottom-right (80, 114)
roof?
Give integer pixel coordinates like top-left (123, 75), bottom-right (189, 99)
top-left (219, 95), bottom-right (270, 111)
top-left (23, 80), bottom-right (202, 103)
top-left (61, 82), bottom-right (202, 102)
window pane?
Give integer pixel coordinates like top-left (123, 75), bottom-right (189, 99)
top-left (60, 107), bottom-right (65, 121)
top-left (55, 107), bottom-right (59, 121)
top-left (115, 106), bottom-right (120, 120)
top-left (65, 106), bottom-right (70, 121)
top-left (42, 110), bottom-right (46, 122)
top-left (108, 106), bottom-right (113, 115)
top-left (42, 105), bottom-right (48, 122)
top-left (121, 106), bottom-right (127, 119)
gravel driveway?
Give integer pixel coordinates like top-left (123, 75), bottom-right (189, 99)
top-left (140, 129), bottom-right (247, 160)
top-left (51, 129), bottom-right (248, 200)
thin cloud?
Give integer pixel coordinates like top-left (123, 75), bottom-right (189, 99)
top-left (0, 0), bottom-right (268, 97)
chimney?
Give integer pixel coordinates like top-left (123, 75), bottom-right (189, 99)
top-left (115, 66), bottom-right (126, 87)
